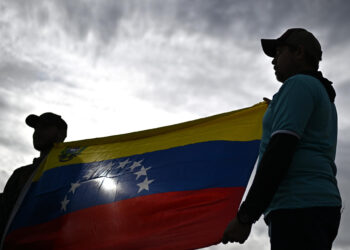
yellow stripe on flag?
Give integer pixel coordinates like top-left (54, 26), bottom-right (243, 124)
top-left (34, 102), bottom-right (267, 181)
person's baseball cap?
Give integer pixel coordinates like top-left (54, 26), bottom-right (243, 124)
top-left (261, 28), bottom-right (322, 60)
top-left (25, 112), bottom-right (68, 131)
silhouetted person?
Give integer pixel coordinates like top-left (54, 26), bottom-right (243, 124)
top-left (222, 28), bottom-right (342, 250)
top-left (0, 112), bottom-right (67, 240)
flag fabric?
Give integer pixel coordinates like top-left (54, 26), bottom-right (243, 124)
top-left (3, 102), bottom-right (267, 250)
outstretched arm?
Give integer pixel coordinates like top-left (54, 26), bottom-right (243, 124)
top-left (222, 132), bottom-right (299, 244)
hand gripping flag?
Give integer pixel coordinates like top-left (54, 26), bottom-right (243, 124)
top-left (3, 102), bottom-right (267, 250)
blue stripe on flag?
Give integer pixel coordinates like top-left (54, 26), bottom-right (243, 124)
top-left (10, 140), bottom-right (259, 232)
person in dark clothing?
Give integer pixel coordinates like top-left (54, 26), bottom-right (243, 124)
top-left (222, 28), bottom-right (342, 250)
top-left (0, 112), bottom-right (67, 240)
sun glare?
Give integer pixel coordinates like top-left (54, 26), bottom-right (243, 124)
top-left (101, 177), bottom-right (118, 192)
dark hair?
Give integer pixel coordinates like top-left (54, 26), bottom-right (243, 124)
top-left (287, 45), bottom-right (320, 70)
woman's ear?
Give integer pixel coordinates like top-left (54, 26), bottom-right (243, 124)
top-left (295, 45), bottom-right (306, 60)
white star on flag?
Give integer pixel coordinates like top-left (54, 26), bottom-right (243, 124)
top-left (129, 159), bottom-right (144, 171)
top-left (117, 159), bottom-right (130, 169)
top-left (134, 166), bottom-right (151, 180)
top-left (82, 169), bottom-right (95, 180)
top-left (137, 177), bottom-right (154, 193)
top-left (69, 182), bottom-right (81, 194)
top-left (61, 196), bottom-right (70, 211)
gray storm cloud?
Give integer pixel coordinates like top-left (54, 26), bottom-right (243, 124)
top-left (5, 0), bottom-right (350, 45)
top-left (1, 1), bottom-right (350, 249)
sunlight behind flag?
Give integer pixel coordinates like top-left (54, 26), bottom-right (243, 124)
top-left (4, 102), bottom-right (267, 250)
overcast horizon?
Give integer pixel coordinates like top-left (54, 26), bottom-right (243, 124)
top-left (1, 1), bottom-right (349, 249)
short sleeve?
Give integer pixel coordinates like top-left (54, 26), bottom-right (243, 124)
top-left (271, 76), bottom-right (317, 138)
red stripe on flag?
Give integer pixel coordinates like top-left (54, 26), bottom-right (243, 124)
top-left (5, 187), bottom-right (245, 250)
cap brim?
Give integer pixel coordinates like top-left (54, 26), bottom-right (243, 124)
top-left (25, 114), bottom-right (39, 128)
top-left (261, 39), bottom-right (278, 57)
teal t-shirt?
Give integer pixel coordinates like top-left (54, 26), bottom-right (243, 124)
top-left (259, 74), bottom-right (342, 215)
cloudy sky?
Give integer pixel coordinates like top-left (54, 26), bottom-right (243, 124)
top-left (1, 0), bottom-right (349, 249)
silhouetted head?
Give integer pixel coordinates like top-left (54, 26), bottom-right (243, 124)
top-left (26, 112), bottom-right (67, 152)
top-left (261, 28), bottom-right (322, 82)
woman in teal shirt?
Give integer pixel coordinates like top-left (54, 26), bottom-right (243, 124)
top-left (222, 28), bottom-right (342, 250)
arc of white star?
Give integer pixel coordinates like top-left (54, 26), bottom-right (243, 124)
top-left (101, 161), bottom-right (115, 171)
top-left (69, 182), bottom-right (81, 194)
top-left (134, 166), bottom-right (151, 180)
top-left (117, 159), bottom-right (130, 169)
top-left (137, 177), bottom-right (154, 193)
top-left (61, 196), bottom-right (70, 211)
top-left (83, 169), bottom-right (94, 180)
top-left (129, 159), bottom-right (144, 171)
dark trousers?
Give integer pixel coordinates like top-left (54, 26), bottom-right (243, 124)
top-left (268, 207), bottom-right (341, 250)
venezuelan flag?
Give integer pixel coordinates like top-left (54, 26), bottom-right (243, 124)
top-left (3, 102), bottom-right (266, 250)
